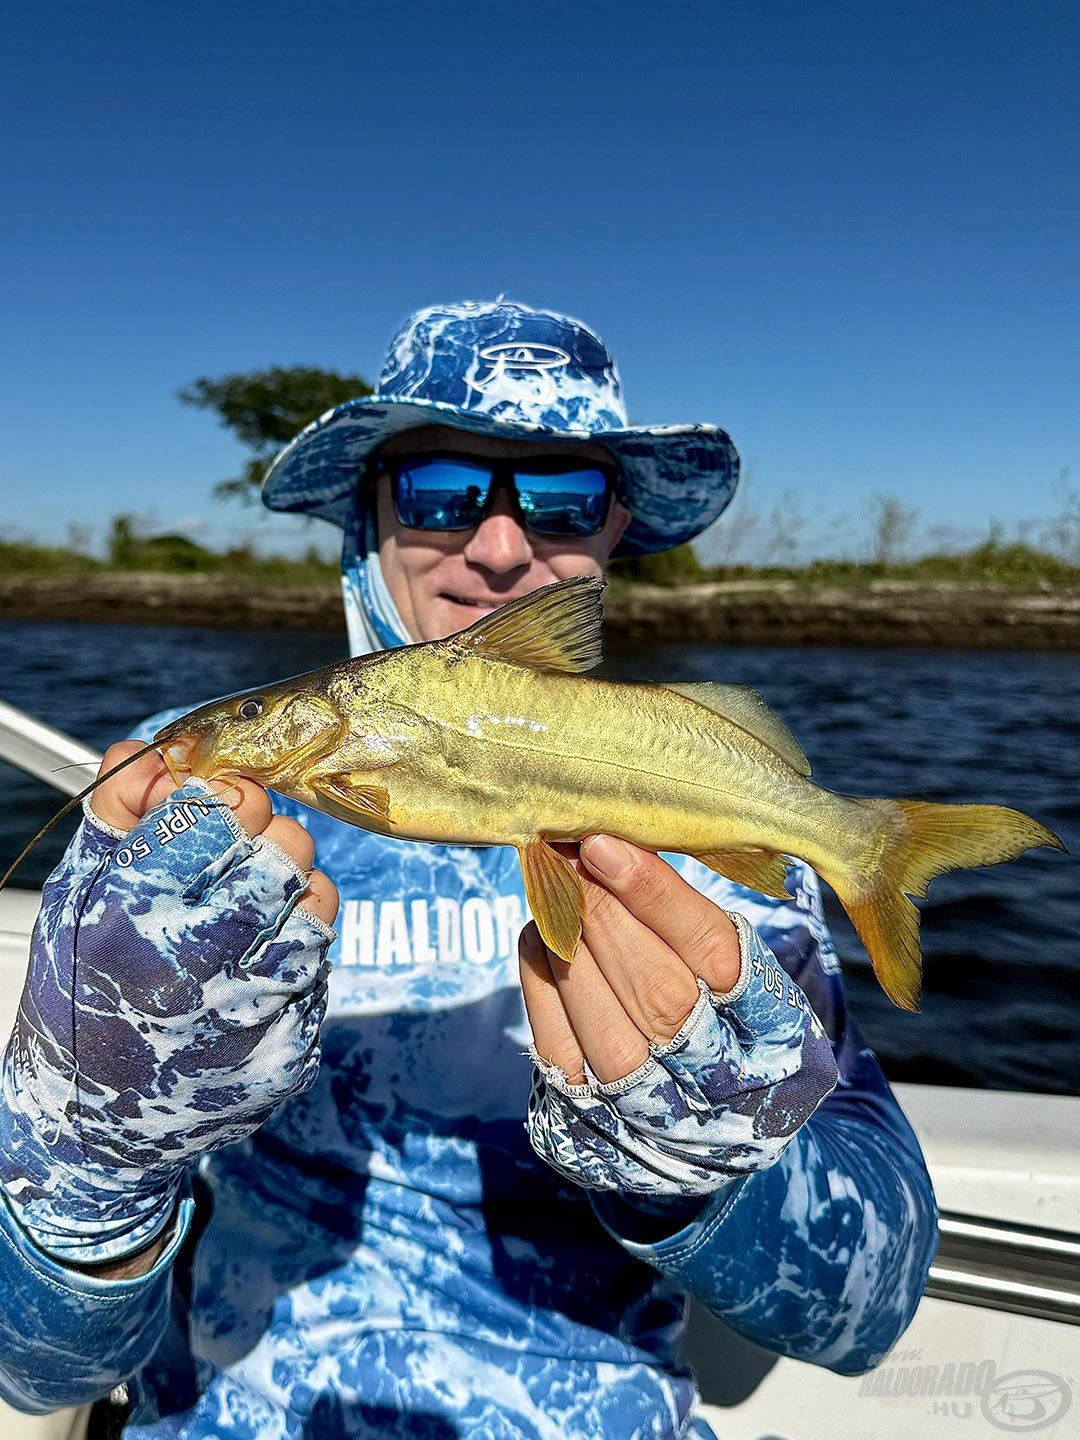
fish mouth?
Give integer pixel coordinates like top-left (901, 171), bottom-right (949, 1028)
top-left (155, 732), bottom-right (204, 785)
top-left (158, 733), bottom-right (257, 788)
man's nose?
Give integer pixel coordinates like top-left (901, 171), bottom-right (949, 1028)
top-left (462, 487), bottom-right (534, 573)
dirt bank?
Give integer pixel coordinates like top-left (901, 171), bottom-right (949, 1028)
top-left (609, 578), bottom-right (1080, 650)
top-left (1, 572), bottom-right (1078, 649)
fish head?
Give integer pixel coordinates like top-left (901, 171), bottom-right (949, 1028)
top-left (154, 678), bottom-right (345, 787)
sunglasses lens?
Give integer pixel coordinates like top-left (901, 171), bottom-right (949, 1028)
top-left (388, 456), bottom-right (615, 537)
top-left (393, 458), bottom-right (490, 530)
top-left (515, 468), bottom-right (612, 536)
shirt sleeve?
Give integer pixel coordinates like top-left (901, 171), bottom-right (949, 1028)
top-left (590, 860), bottom-right (939, 1375)
top-left (0, 1187), bottom-right (194, 1413)
top-left (0, 705), bottom-right (200, 1415)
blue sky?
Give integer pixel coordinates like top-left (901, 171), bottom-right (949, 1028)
top-left (2, 1), bottom-right (1077, 562)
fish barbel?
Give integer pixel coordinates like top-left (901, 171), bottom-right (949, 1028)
top-left (147, 575), bottom-right (1060, 1011)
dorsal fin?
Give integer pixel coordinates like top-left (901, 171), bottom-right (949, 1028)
top-left (665, 681), bottom-right (812, 776)
top-left (449, 576), bottom-right (605, 673)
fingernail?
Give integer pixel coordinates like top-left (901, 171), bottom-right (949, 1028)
top-left (518, 924), bottom-right (545, 964)
top-left (582, 834), bottom-right (630, 879)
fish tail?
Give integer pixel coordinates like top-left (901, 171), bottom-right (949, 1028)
top-left (827, 800), bottom-right (1065, 1012)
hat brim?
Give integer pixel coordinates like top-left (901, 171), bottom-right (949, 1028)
top-left (261, 395), bottom-right (739, 557)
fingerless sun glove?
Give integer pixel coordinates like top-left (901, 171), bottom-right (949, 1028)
top-left (0, 783), bottom-right (335, 1265)
top-left (526, 912), bottom-right (839, 1196)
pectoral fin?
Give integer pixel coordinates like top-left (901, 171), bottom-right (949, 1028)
top-left (695, 847), bottom-right (793, 900)
top-left (270, 713), bottom-right (349, 788)
top-left (517, 839), bottom-right (585, 963)
top-left (312, 775), bottom-right (391, 822)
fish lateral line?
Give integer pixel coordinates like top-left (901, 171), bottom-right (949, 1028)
top-left (434, 715), bottom-right (753, 798)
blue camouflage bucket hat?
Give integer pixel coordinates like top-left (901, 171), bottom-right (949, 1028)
top-left (262, 299), bottom-right (740, 556)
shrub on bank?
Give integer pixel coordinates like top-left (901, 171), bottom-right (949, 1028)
top-left (608, 543), bottom-right (706, 586)
top-left (704, 542), bottom-right (1079, 589)
top-left (0, 540), bottom-right (102, 575)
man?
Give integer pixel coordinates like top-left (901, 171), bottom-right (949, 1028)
top-left (0, 300), bottom-right (937, 1438)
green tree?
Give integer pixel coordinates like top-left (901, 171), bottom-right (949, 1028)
top-left (107, 513), bottom-right (139, 567)
top-left (179, 365), bottom-right (372, 503)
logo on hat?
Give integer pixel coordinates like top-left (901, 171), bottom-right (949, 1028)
top-left (468, 342), bottom-right (571, 405)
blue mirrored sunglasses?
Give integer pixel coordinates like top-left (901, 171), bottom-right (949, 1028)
top-left (379, 452), bottom-right (620, 538)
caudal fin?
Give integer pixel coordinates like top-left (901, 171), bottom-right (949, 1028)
top-left (829, 800), bottom-right (1065, 1012)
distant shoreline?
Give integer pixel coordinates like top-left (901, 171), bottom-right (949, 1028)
top-left (1, 572), bottom-right (1078, 650)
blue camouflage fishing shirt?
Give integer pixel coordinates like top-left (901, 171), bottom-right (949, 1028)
top-left (0, 715), bottom-right (937, 1436)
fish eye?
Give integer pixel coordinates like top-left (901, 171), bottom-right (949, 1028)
top-left (238, 698), bottom-right (265, 720)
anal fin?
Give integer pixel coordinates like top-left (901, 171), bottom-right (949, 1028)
top-left (517, 839), bottom-right (585, 963)
top-left (695, 847), bottom-right (793, 900)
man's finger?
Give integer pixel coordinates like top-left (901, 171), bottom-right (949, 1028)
top-left (519, 924), bottom-right (587, 1083)
top-left (295, 869), bottom-right (339, 927)
top-left (580, 836), bottom-right (741, 997)
top-left (90, 742), bottom-right (276, 840)
top-left (577, 869), bottom-right (700, 1045)
top-left (91, 742), bottom-right (176, 832)
top-left (262, 815), bottom-right (316, 873)
top-left (544, 926), bottom-right (652, 1084)
top-left (220, 780), bottom-right (274, 839)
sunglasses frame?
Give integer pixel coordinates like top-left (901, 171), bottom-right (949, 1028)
top-left (370, 450), bottom-right (623, 539)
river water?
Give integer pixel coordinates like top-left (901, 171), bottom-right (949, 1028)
top-left (1, 617), bottom-right (1076, 1095)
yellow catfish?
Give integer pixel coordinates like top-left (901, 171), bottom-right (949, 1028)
top-left (135, 575), bottom-right (1059, 1012)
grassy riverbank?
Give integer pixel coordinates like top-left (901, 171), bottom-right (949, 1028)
top-left (6, 532), bottom-right (1078, 591)
top-left (2, 568), bottom-right (1078, 650)
top-left (3, 533), bottom-right (1079, 648)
